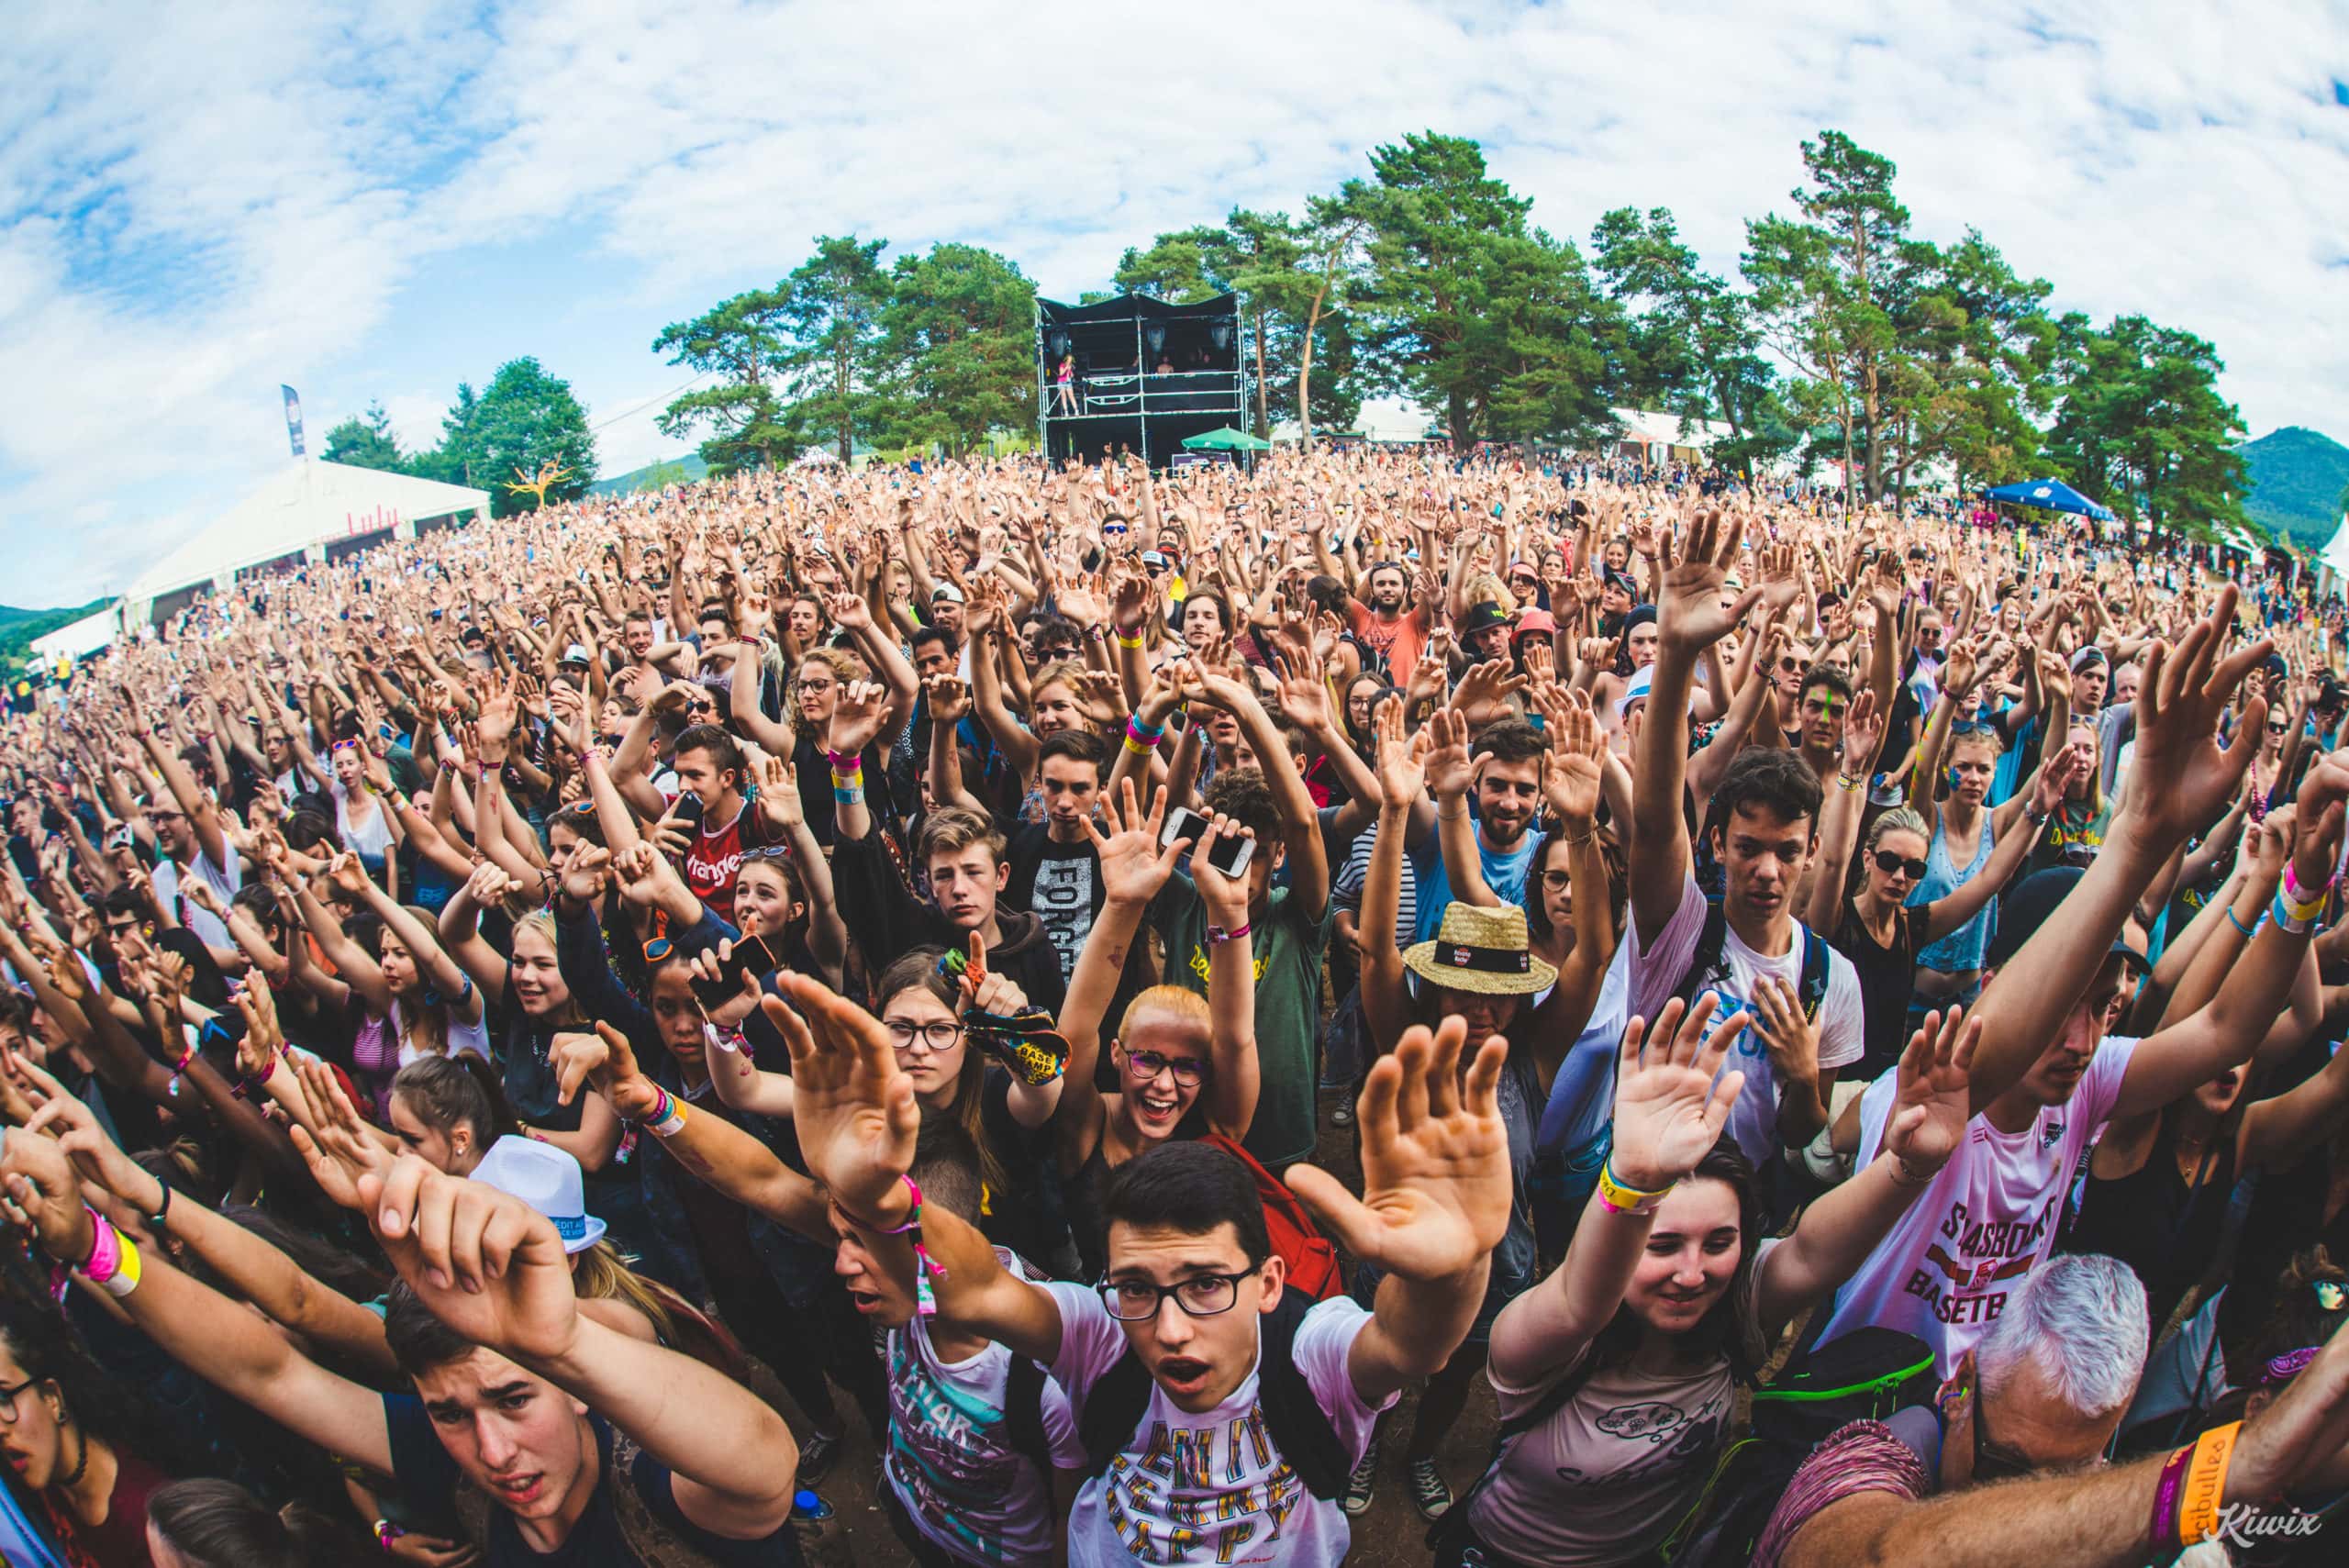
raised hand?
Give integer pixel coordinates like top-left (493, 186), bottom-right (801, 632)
top-left (1453, 658), bottom-right (1531, 728)
top-left (2127, 585), bottom-right (2271, 850)
top-left (1423, 705), bottom-right (1476, 800)
top-left (550, 1021), bottom-right (658, 1119)
top-left (559, 842), bottom-right (612, 907)
top-left (763, 974), bottom-right (918, 1220)
top-left (1535, 685), bottom-right (1604, 824)
top-left (1082, 778), bottom-right (1188, 906)
top-left (1838, 687), bottom-right (1883, 776)
top-left (1286, 1015), bottom-right (1512, 1281)
top-left (1188, 815), bottom-right (1254, 920)
top-left (363, 1155), bottom-right (583, 1363)
top-left (923, 673), bottom-right (973, 726)
top-left (1882, 1007), bottom-right (1979, 1181)
top-left (758, 751), bottom-right (804, 828)
top-left (1656, 507), bottom-right (1759, 654)
top-left (826, 679), bottom-right (890, 758)
top-left (826, 590), bottom-right (874, 633)
top-left (1608, 995), bottom-right (1749, 1192)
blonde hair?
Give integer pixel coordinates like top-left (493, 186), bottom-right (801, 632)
top-left (1116, 984), bottom-right (1211, 1042)
top-left (1866, 807), bottom-right (1932, 853)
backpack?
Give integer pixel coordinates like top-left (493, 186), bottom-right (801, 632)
top-left (1071, 1288), bottom-right (1353, 1500)
top-left (1670, 902), bottom-right (1831, 1024)
top-left (1199, 1132), bottom-right (1344, 1302)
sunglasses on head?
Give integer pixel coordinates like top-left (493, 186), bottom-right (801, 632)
top-left (1874, 849), bottom-right (1929, 880)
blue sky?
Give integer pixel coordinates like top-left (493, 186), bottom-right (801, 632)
top-left (4, 0), bottom-right (2344, 606)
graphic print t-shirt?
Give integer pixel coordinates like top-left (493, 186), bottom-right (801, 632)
top-left (887, 1248), bottom-right (1083, 1567)
top-left (1042, 1284), bottom-right (1393, 1566)
top-left (682, 801), bottom-right (783, 929)
top-left (1627, 872), bottom-right (1865, 1166)
top-left (1810, 1035), bottom-right (2139, 1374)
top-left (1008, 828), bottom-right (1100, 986)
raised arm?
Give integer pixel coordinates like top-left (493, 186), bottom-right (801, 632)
top-left (1189, 819), bottom-right (1261, 1141)
top-left (1804, 690), bottom-right (1881, 931)
top-left (1631, 509), bottom-right (1759, 946)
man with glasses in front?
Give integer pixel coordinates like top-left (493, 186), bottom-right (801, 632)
top-left (778, 962), bottom-right (1512, 1568)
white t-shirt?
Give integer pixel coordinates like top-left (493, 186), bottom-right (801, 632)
top-left (887, 1249), bottom-right (1083, 1567)
top-left (1628, 873), bottom-right (1865, 1165)
top-left (1810, 1035), bottom-right (2140, 1374)
top-left (153, 843), bottom-right (241, 955)
top-left (1042, 1283), bottom-right (1393, 1567)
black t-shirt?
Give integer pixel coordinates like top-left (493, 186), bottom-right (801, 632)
top-left (1002, 823), bottom-right (1099, 989)
top-left (384, 1394), bottom-right (800, 1566)
top-left (1833, 901), bottom-right (1929, 1077)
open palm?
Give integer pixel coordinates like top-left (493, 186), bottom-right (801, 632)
top-left (1287, 1017), bottom-right (1512, 1281)
top-left (1609, 996), bottom-right (1748, 1192)
top-left (763, 973), bottom-right (918, 1218)
top-left (1883, 1007), bottom-right (1978, 1176)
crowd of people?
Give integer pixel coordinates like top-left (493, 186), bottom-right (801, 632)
top-left (0, 445), bottom-right (2346, 1566)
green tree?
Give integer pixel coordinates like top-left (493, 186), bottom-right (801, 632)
top-left (1876, 232), bottom-right (2055, 504)
top-left (777, 237), bottom-right (895, 463)
top-left (321, 401), bottom-right (405, 473)
top-left (653, 287), bottom-right (795, 475)
top-left (1742, 130), bottom-right (1914, 505)
top-left (2044, 314), bottom-right (2248, 543)
top-left (404, 383), bottom-right (486, 488)
top-left (1352, 132), bottom-right (1621, 451)
top-left (1289, 191), bottom-right (1371, 450)
top-left (468, 357), bottom-right (597, 517)
top-left (878, 243), bottom-right (1038, 456)
top-left (1590, 206), bottom-right (1788, 478)
top-left (1112, 228), bottom-right (1230, 303)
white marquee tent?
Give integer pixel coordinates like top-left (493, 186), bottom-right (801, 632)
top-left (28, 607), bottom-right (118, 668)
top-left (119, 460), bottom-right (488, 627)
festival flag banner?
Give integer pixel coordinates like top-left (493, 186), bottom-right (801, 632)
top-left (282, 384), bottom-right (306, 457)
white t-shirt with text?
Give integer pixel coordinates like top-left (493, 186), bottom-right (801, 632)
top-left (1628, 873), bottom-right (1865, 1165)
top-left (1042, 1283), bottom-right (1394, 1567)
top-left (1810, 1035), bottom-right (2139, 1374)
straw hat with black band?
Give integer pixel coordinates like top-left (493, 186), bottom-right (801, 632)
top-left (1403, 904), bottom-right (1558, 995)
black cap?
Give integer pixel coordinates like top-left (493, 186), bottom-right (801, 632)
top-left (1985, 867), bottom-right (2148, 973)
top-left (1460, 601), bottom-right (1516, 636)
top-left (2319, 674), bottom-right (2346, 711)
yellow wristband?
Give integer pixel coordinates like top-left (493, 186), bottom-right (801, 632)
top-left (1597, 1163), bottom-right (1671, 1216)
top-left (98, 1235), bottom-right (143, 1299)
top-left (1116, 632), bottom-right (1145, 650)
top-left (2176, 1419), bottom-right (2242, 1546)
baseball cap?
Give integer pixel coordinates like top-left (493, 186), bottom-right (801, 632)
top-left (1512, 608), bottom-right (1556, 640)
top-left (1139, 550), bottom-right (1170, 569)
top-left (560, 642), bottom-right (591, 666)
top-left (931, 584), bottom-right (965, 605)
top-left (1984, 867), bottom-right (2147, 973)
top-left (1460, 601), bottom-right (1515, 636)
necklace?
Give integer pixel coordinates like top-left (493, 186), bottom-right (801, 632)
top-left (55, 1419), bottom-right (88, 1493)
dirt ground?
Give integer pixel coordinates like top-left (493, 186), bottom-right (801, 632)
top-left (786, 1083), bottom-right (1499, 1565)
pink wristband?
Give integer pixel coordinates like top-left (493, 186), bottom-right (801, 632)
top-left (81, 1210), bottom-right (123, 1284)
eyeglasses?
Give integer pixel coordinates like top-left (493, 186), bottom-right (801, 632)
top-left (0, 1376), bottom-right (43, 1424)
top-left (1539, 870), bottom-right (1574, 892)
top-left (885, 1019), bottom-right (963, 1052)
top-left (1949, 719), bottom-right (1996, 737)
top-left (1097, 1265), bottom-right (1260, 1321)
top-left (1126, 1049), bottom-right (1207, 1085)
top-left (1873, 849), bottom-right (1930, 880)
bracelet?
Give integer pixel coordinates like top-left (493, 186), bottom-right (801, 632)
top-left (2226, 905), bottom-right (2258, 939)
top-left (823, 749), bottom-right (861, 772)
top-left (2025, 802), bottom-right (2052, 826)
top-left (1208, 922), bottom-right (1252, 946)
top-left (1596, 1162), bottom-right (1672, 1216)
top-left (1556, 822), bottom-right (1598, 847)
top-left (2271, 890), bottom-right (2317, 937)
top-left (2175, 1419), bottom-right (2243, 1546)
top-left (842, 1174), bottom-right (949, 1316)
top-left (832, 786), bottom-right (865, 805)
top-left (1117, 632), bottom-right (1146, 650)
top-left (2283, 860), bottom-right (2322, 909)
top-left (148, 1181), bottom-right (173, 1233)
top-left (1833, 773), bottom-right (1865, 793)
top-left (2151, 1440), bottom-right (2195, 1557)
top-left (1887, 1155), bottom-right (1936, 1189)
top-left (96, 1233), bottom-right (141, 1299)
top-left (647, 1088), bottom-right (688, 1140)
top-left (1126, 716), bottom-right (1166, 745)
top-left (1121, 735), bottom-right (1156, 758)
top-left (375, 1518), bottom-right (408, 1551)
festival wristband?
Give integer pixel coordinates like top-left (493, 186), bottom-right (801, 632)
top-left (646, 1087), bottom-right (688, 1140)
top-left (833, 786), bottom-right (865, 805)
top-left (97, 1234), bottom-right (142, 1299)
top-left (1833, 773), bottom-right (1865, 793)
top-left (2271, 890), bottom-right (2318, 936)
top-left (843, 1174), bottom-right (948, 1316)
top-left (1117, 632), bottom-right (1146, 650)
top-left (1122, 735), bottom-right (1156, 757)
top-left (1597, 1162), bottom-right (1671, 1216)
top-left (1207, 922), bottom-right (1251, 946)
top-left (2152, 1441), bottom-right (2195, 1556)
top-left (2175, 1419), bottom-right (2242, 1547)
top-left (375, 1518), bottom-right (408, 1551)
top-left (822, 749), bottom-right (861, 772)
top-left (2283, 860), bottom-right (2323, 910)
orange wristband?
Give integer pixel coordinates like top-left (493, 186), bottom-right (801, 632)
top-left (2176, 1419), bottom-right (2241, 1546)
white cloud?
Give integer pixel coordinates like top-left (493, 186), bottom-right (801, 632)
top-left (4, 0), bottom-right (2344, 604)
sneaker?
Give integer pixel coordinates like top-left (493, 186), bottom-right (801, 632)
top-left (1341, 1439), bottom-right (1378, 1515)
top-left (1408, 1456), bottom-right (1453, 1520)
top-left (797, 1430), bottom-right (841, 1484)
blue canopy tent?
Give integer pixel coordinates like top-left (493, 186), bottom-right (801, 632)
top-left (1982, 478), bottom-right (2116, 522)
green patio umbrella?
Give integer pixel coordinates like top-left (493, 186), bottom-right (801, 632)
top-left (1180, 427), bottom-right (1272, 452)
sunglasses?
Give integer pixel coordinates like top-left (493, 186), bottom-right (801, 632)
top-left (1873, 849), bottom-right (1929, 880)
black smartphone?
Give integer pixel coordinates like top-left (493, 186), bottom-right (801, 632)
top-left (672, 793), bottom-right (706, 829)
top-left (692, 934), bottom-right (779, 1007)
top-left (1161, 806), bottom-right (1253, 876)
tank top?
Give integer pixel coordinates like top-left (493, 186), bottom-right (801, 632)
top-left (1911, 813), bottom-right (1995, 973)
top-left (2065, 1134), bottom-right (2235, 1334)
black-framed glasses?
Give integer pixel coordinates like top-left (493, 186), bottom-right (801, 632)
top-left (1539, 870), bottom-right (1574, 892)
top-left (1097, 1266), bottom-right (1260, 1321)
top-left (0, 1376), bottom-right (44, 1424)
top-left (1126, 1049), bottom-right (1207, 1085)
top-left (1873, 850), bottom-right (1929, 880)
top-left (885, 1019), bottom-right (963, 1052)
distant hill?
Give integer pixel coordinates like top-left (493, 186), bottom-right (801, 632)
top-left (0, 598), bottom-right (108, 667)
top-left (2242, 427), bottom-right (2349, 547)
top-left (587, 452), bottom-right (709, 497)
